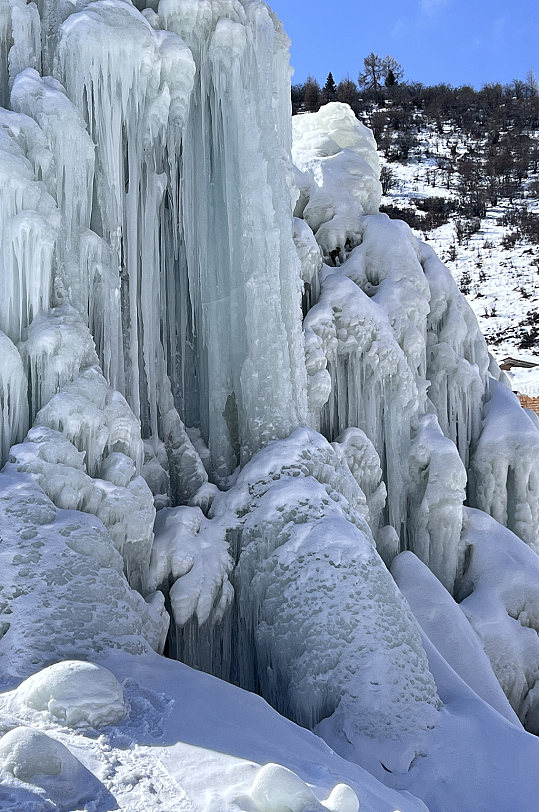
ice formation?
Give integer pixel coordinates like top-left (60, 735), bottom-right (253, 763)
top-left (456, 508), bottom-right (539, 731)
top-left (468, 379), bottom-right (539, 551)
top-left (0, 466), bottom-right (167, 683)
top-left (0, 0), bottom-right (539, 809)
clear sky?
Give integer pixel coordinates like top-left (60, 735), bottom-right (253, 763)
top-left (269, 0), bottom-right (539, 89)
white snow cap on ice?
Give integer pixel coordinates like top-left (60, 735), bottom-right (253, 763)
top-left (9, 660), bottom-right (127, 727)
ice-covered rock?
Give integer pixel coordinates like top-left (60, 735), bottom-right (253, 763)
top-left (331, 427), bottom-right (386, 535)
top-left (9, 661), bottom-right (127, 727)
top-left (149, 504), bottom-right (234, 628)
top-left (406, 413), bottom-right (466, 593)
top-left (11, 425), bottom-right (155, 591)
top-left (35, 364), bottom-right (144, 477)
top-left (209, 429), bottom-right (440, 773)
top-left (292, 103), bottom-right (381, 260)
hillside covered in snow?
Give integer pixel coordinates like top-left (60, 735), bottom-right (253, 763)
top-left (293, 75), bottom-right (539, 390)
top-left (0, 1), bottom-right (539, 810)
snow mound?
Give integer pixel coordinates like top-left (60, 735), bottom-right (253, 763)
top-left (9, 661), bottom-right (126, 727)
top-left (0, 726), bottom-right (106, 810)
top-left (248, 762), bottom-right (359, 812)
top-left (248, 763), bottom-right (320, 812)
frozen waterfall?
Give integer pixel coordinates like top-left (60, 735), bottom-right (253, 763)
top-left (1, 2), bottom-right (539, 805)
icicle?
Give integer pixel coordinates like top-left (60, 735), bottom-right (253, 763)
top-left (8, 0), bottom-right (40, 88)
top-left (406, 413), bottom-right (467, 594)
top-left (469, 379), bottom-right (539, 552)
top-left (0, 108), bottom-right (59, 345)
top-left (0, 330), bottom-right (28, 466)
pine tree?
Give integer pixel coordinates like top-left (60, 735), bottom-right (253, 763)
top-left (323, 72), bottom-right (337, 99)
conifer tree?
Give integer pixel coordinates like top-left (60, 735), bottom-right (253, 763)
top-left (324, 72), bottom-right (337, 99)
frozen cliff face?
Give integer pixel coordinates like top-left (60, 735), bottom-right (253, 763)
top-left (1, 0), bottom-right (309, 501)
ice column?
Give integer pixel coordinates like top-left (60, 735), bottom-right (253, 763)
top-left (160, 0), bottom-right (308, 480)
top-left (406, 413), bottom-right (467, 594)
top-left (0, 331), bottom-right (28, 467)
top-left (469, 379), bottom-right (539, 552)
top-left (55, 1), bottom-right (195, 436)
top-left (0, 108), bottom-right (59, 345)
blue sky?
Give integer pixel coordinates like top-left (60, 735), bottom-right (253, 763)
top-left (269, 1), bottom-right (539, 89)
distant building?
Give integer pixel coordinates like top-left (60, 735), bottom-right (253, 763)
top-left (518, 395), bottom-right (539, 417)
top-left (500, 357), bottom-right (539, 371)
top-left (499, 358), bottom-right (539, 416)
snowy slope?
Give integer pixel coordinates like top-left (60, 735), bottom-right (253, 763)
top-left (380, 122), bottom-right (539, 389)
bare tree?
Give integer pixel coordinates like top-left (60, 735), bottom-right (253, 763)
top-left (382, 55), bottom-right (404, 85)
top-left (303, 76), bottom-right (321, 112)
top-left (526, 68), bottom-right (538, 97)
top-left (358, 52), bottom-right (384, 91)
top-left (359, 53), bottom-right (403, 92)
top-left (336, 77), bottom-right (360, 112)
